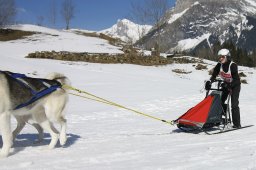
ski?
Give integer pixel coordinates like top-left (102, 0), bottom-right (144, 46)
top-left (209, 125), bottom-right (254, 135)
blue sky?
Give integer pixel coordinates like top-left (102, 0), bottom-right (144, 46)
top-left (16, 0), bottom-right (176, 31)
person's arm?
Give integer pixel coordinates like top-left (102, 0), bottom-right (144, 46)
top-left (210, 63), bottom-right (221, 82)
top-left (231, 63), bottom-right (241, 88)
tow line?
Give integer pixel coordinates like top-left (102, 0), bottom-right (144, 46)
top-left (63, 85), bottom-right (175, 126)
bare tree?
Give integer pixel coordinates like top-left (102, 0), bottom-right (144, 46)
top-left (147, 0), bottom-right (168, 25)
top-left (130, 0), bottom-right (169, 27)
top-left (37, 16), bottom-right (44, 26)
top-left (129, 1), bottom-right (148, 40)
top-left (0, 0), bottom-right (16, 27)
top-left (130, 0), bottom-right (169, 49)
top-left (49, 0), bottom-right (57, 28)
top-left (61, 0), bottom-right (75, 30)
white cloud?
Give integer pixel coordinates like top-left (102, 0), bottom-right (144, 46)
top-left (16, 7), bottom-right (27, 13)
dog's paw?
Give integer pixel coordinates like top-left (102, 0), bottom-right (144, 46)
top-left (60, 135), bottom-right (67, 146)
top-left (0, 151), bottom-right (9, 158)
top-left (0, 146), bottom-right (12, 158)
top-left (48, 134), bottom-right (59, 149)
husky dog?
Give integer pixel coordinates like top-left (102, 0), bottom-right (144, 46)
top-left (0, 72), bottom-right (70, 157)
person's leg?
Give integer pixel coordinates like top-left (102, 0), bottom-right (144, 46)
top-left (221, 89), bottom-right (229, 104)
top-left (221, 89), bottom-right (229, 116)
top-left (231, 86), bottom-right (241, 127)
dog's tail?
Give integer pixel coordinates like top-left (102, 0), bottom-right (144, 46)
top-left (46, 72), bottom-right (71, 87)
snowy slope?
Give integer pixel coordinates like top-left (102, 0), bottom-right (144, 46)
top-left (3, 24), bottom-right (123, 56)
top-left (0, 25), bottom-right (256, 169)
top-left (100, 19), bottom-right (152, 43)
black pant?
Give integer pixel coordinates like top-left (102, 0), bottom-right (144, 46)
top-left (221, 85), bottom-right (241, 126)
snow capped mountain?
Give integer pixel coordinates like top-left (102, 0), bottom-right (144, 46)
top-left (100, 19), bottom-right (152, 43)
top-left (137, 0), bottom-right (256, 53)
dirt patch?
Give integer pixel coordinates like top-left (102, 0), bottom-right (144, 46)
top-left (170, 57), bottom-right (205, 64)
top-left (172, 69), bottom-right (192, 74)
top-left (73, 30), bottom-right (123, 46)
top-left (0, 29), bottom-right (36, 41)
top-left (195, 64), bottom-right (207, 70)
top-left (241, 79), bottom-right (248, 84)
top-left (239, 72), bottom-right (247, 77)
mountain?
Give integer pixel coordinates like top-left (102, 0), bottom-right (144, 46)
top-left (100, 19), bottom-right (152, 43)
top-left (137, 0), bottom-right (256, 53)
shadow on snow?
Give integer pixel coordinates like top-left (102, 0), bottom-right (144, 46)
top-left (0, 133), bottom-right (81, 155)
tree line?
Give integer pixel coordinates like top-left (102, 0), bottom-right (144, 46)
top-left (195, 40), bottom-right (256, 68)
top-left (0, 0), bottom-right (74, 30)
top-left (216, 41), bottom-right (256, 67)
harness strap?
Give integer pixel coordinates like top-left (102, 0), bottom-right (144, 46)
top-left (16, 78), bottom-right (38, 95)
top-left (0, 70), bottom-right (62, 110)
top-left (14, 84), bottom-right (60, 110)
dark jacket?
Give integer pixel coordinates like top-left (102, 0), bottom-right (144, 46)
top-left (210, 60), bottom-right (241, 88)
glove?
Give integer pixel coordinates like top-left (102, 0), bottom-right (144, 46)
top-left (205, 80), bottom-right (212, 90)
top-left (221, 82), bottom-right (231, 90)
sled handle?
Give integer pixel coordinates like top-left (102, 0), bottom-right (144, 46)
top-left (205, 79), bottom-right (225, 98)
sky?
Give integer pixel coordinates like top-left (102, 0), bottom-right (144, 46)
top-left (15, 0), bottom-right (176, 31)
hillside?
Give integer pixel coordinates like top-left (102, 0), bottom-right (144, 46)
top-left (0, 24), bottom-right (123, 56)
top-left (0, 24), bottom-right (256, 169)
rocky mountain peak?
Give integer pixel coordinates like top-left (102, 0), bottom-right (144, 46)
top-left (137, 0), bottom-right (256, 54)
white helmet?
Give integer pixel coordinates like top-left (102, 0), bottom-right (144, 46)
top-left (217, 49), bottom-right (231, 60)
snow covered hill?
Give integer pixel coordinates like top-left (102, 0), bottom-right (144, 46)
top-left (2, 24), bottom-right (123, 56)
top-left (0, 25), bottom-right (256, 169)
top-left (100, 19), bottom-right (152, 43)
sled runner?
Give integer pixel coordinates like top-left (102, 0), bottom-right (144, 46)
top-left (0, 70), bottom-right (61, 110)
top-left (174, 79), bottom-right (234, 134)
top-left (208, 125), bottom-right (254, 135)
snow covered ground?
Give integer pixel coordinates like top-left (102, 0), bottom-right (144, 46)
top-left (0, 25), bottom-right (256, 170)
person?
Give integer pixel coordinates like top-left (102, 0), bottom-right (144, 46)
top-left (205, 49), bottom-right (241, 128)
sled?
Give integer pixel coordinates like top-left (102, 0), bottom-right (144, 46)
top-left (174, 79), bottom-right (232, 133)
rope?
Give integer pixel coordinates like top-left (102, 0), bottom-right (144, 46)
top-left (63, 85), bottom-right (175, 126)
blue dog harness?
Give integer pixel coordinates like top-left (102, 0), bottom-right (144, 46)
top-left (0, 71), bottom-right (62, 110)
